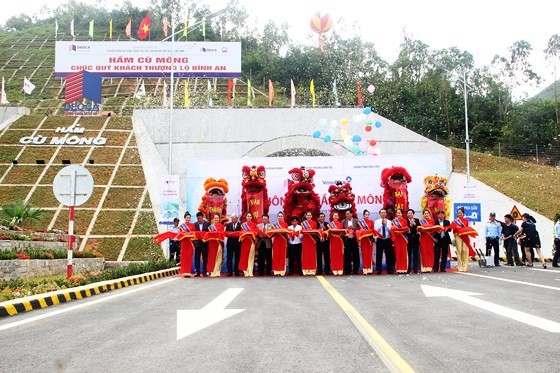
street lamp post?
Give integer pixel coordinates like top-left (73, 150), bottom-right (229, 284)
top-left (162, 8), bottom-right (227, 175)
top-left (433, 60), bottom-right (471, 183)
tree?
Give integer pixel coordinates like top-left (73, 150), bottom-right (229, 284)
top-left (1, 200), bottom-right (45, 229)
top-left (544, 34), bottom-right (560, 127)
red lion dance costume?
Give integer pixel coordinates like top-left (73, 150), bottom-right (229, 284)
top-left (198, 178), bottom-right (229, 220)
top-left (381, 166), bottom-right (412, 219)
top-left (283, 166), bottom-right (322, 220)
top-left (421, 174), bottom-right (451, 219)
top-left (327, 180), bottom-right (357, 220)
top-left (241, 165), bottom-right (270, 224)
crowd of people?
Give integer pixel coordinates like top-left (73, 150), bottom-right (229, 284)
top-left (160, 206), bottom-right (511, 278)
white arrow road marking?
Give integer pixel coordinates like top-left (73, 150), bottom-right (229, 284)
top-left (422, 285), bottom-right (560, 333)
top-left (177, 288), bottom-right (245, 341)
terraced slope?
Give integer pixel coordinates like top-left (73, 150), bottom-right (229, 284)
top-left (0, 115), bottom-right (161, 261)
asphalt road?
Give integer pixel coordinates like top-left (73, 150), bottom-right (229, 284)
top-left (1, 263), bottom-right (559, 372)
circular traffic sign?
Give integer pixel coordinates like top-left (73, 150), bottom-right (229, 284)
top-left (53, 165), bottom-right (94, 207)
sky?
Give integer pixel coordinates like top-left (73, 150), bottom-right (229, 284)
top-left (2, 0), bottom-right (559, 97)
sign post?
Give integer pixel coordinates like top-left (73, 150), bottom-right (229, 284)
top-left (53, 165), bottom-right (94, 278)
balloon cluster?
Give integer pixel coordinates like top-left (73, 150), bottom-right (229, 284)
top-left (311, 107), bottom-right (382, 156)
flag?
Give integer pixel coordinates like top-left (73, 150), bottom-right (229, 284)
top-left (268, 79), bottom-right (274, 107)
top-left (70, 19), bottom-right (75, 39)
top-left (138, 12), bottom-right (151, 40)
top-left (163, 80), bottom-right (168, 107)
top-left (356, 80), bottom-right (363, 106)
top-left (55, 20), bottom-right (58, 39)
top-left (310, 80), bottom-right (316, 107)
top-left (88, 20), bottom-right (94, 39)
top-left (109, 19), bottom-right (113, 40)
top-left (125, 20), bottom-right (132, 37)
top-left (183, 21), bottom-right (188, 38)
top-left (290, 79), bottom-right (296, 108)
top-left (135, 82), bottom-right (146, 99)
top-left (232, 79), bottom-right (237, 101)
top-left (247, 80), bottom-right (252, 106)
top-left (332, 79), bottom-right (340, 106)
top-left (227, 79), bottom-right (234, 106)
top-left (0, 77), bottom-right (8, 104)
top-left (163, 17), bottom-right (168, 38)
top-left (202, 17), bottom-right (206, 39)
top-left (23, 78), bottom-right (35, 95)
top-left (207, 80), bottom-right (213, 107)
top-left (184, 81), bottom-right (190, 106)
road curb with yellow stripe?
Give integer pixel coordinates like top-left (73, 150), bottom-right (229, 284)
top-left (0, 267), bottom-right (179, 317)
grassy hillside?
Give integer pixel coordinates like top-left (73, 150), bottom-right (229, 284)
top-left (452, 148), bottom-right (559, 219)
top-left (534, 80), bottom-right (560, 101)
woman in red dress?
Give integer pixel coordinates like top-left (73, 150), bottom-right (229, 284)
top-left (238, 212), bottom-right (258, 277)
top-left (357, 209), bottom-right (377, 275)
top-left (417, 209), bottom-right (439, 273)
top-left (204, 214), bottom-right (226, 277)
top-left (270, 211), bottom-right (290, 276)
top-left (301, 211), bottom-right (319, 276)
top-left (328, 212), bottom-right (346, 276)
top-left (178, 212), bottom-right (196, 277)
top-left (391, 208), bottom-right (410, 274)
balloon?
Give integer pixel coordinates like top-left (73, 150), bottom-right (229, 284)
top-left (365, 126), bottom-right (372, 132)
top-left (312, 130), bottom-right (321, 138)
top-left (375, 121), bottom-right (382, 128)
top-left (374, 148), bottom-right (382, 155)
top-left (367, 85), bottom-right (375, 93)
top-left (334, 144), bottom-right (342, 152)
top-left (323, 135), bottom-right (331, 143)
top-left (363, 107), bottom-right (372, 115)
top-left (350, 145), bottom-right (360, 154)
top-left (340, 129), bottom-right (348, 138)
top-left (310, 12), bottom-right (333, 35)
top-left (369, 139), bottom-right (377, 146)
top-left (327, 128), bottom-right (335, 136)
top-left (367, 147), bottom-right (375, 155)
top-left (341, 118), bottom-right (349, 126)
top-left (352, 114), bottom-right (362, 123)
top-left (330, 120), bottom-right (339, 128)
top-left (319, 118), bottom-right (327, 126)
top-left (344, 137), bottom-right (353, 147)
top-left (352, 134), bottom-right (362, 143)
top-left (365, 119), bottom-right (373, 126)
top-left (358, 143), bottom-right (367, 152)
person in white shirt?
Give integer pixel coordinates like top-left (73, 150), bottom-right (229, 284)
top-left (287, 216), bottom-right (303, 275)
top-left (374, 209), bottom-right (394, 274)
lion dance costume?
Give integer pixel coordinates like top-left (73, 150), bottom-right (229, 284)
top-left (198, 178), bottom-right (229, 221)
top-left (420, 174), bottom-right (451, 219)
top-left (381, 166), bottom-right (412, 219)
top-left (327, 180), bottom-right (357, 220)
top-left (241, 165), bottom-right (270, 224)
top-left (283, 166), bottom-right (322, 220)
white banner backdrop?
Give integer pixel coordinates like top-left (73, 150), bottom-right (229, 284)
top-left (186, 155), bottom-right (448, 220)
top-left (55, 41), bottom-right (242, 78)
top-left (159, 175), bottom-right (180, 225)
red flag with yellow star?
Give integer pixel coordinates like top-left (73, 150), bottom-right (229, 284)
top-left (138, 12), bottom-right (151, 40)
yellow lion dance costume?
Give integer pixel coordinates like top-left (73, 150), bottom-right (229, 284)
top-left (198, 178), bottom-right (229, 221)
top-left (421, 174), bottom-right (451, 219)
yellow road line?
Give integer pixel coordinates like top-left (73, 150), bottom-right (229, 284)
top-left (317, 276), bottom-right (414, 373)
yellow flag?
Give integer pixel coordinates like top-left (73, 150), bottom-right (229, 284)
top-left (109, 19), bottom-right (113, 40)
top-left (183, 22), bottom-right (188, 38)
top-left (89, 20), bottom-right (94, 39)
top-left (247, 80), bottom-right (252, 106)
top-left (310, 79), bottom-right (316, 107)
top-left (184, 81), bottom-right (190, 106)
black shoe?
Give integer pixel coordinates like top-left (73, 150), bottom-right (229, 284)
top-left (352, 270), bottom-right (359, 275)
top-left (552, 264), bottom-right (559, 267)
top-left (317, 272), bottom-right (323, 276)
top-left (516, 263), bottom-right (524, 267)
top-left (440, 269), bottom-right (446, 272)
top-left (194, 273), bottom-right (200, 277)
top-left (376, 272), bottom-right (382, 275)
top-left (227, 273), bottom-right (233, 277)
top-left (203, 273), bottom-right (208, 277)
top-left (433, 269), bottom-right (439, 273)
top-left (495, 264), bottom-right (501, 267)
top-left (387, 271), bottom-right (395, 275)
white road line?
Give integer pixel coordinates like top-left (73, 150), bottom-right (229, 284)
top-left (0, 277), bottom-right (179, 332)
top-left (530, 268), bottom-right (560, 273)
top-left (458, 272), bottom-right (560, 291)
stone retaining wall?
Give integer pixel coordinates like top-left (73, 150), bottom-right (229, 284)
top-left (0, 258), bottom-right (105, 280)
top-left (104, 261), bottom-right (147, 270)
top-left (0, 241), bottom-right (76, 251)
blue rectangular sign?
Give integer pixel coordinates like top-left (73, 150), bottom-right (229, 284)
top-left (453, 203), bottom-right (481, 222)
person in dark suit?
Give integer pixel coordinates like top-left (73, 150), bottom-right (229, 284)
top-left (256, 214), bottom-right (274, 276)
top-left (406, 209), bottom-right (420, 274)
top-left (342, 210), bottom-right (360, 274)
top-left (434, 210), bottom-right (451, 272)
top-left (194, 212), bottom-right (210, 277)
top-left (316, 212), bottom-right (331, 275)
top-left (225, 213), bottom-right (242, 276)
